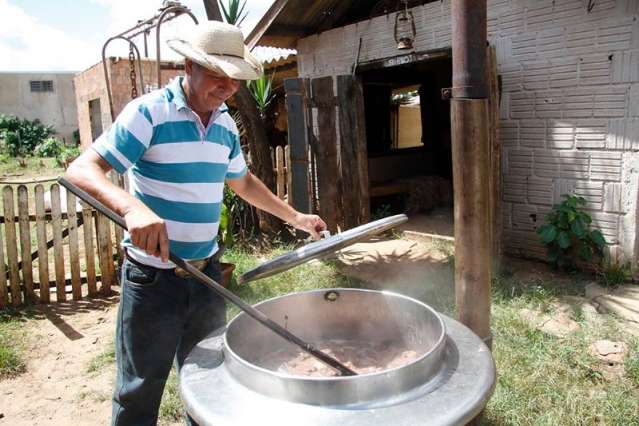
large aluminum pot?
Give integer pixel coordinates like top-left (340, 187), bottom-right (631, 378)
top-left (224, 288), bottom-right (446, 405)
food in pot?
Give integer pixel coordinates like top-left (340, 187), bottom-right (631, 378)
top-left (270, 340), bottom-right (420, 377)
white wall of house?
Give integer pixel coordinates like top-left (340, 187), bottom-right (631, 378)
top-left (0, 72), bottom-right (78, 143)
top-left (296, 0), bottom-right (639, 264)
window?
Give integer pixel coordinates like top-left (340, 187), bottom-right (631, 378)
top-left (390, 85), bottom-right (423, 150)
top-left (30, 80), bottom-right (54, 92)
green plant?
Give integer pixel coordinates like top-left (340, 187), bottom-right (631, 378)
top-left (55, 144), bottom-right (80, 167)
top-left (218, 0), bottom-right (248, 26)
top-left (536, 194), bottom-right (606, 270)
top-left (597, 260), bottom-right (631, 287)
top-left (372, 204), bottom-right (392, 221)
top-left (35, 137), bottom-right (64, 158)
top-left (0, 114), bottom-right (55, 156)
top-left (247, 72), bottom-right (276, 117)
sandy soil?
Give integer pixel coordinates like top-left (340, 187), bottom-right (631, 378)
top-left (1, 294), bottom-right (119, 425)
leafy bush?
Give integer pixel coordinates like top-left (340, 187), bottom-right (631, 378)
top-left (55, 145), bottom-right (80, 168)
top-left (0, 114), bottom-right (55, 156)
top-left (597, 260), bottom-right (631, 287)
top-left (35, 137), bottom-right (64, 158)
top-left (536, 195), bottom-right (606, 270)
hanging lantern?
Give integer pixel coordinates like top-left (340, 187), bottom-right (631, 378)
top-left (394, 0), bottom-right (416, 50)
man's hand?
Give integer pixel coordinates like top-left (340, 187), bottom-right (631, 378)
top-left (124, 205), bottom-right (169, 262)
top-left (289, 213), bottom-right (328, 240)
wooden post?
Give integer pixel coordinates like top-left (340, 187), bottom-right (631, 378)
top-left (67, 192), bottom-right (82, 300)
top-left (487, 46), bottom-right (501, 272)
top-left (276, 146), bottom-right (285, 200)
top-left (3, 186), bottom-right (21, 306)
top-left (96, 213), bottom-right (113, 295)
top-left (17, 185), bottom-right (35, 303)
top-left (337, 75), bottom-right (370, 228)
top-left (0, 204), bottom-right (7, 308)
top-left (34, 185), bottom-right (50, 303)
top-left (110, 172), bottom-right (125, 265)
top-left (451, 100), bottom-right (492, 343)
top-left (451, 0), bottom-right (491, 346)
top-left (285, 145), bottom-right (292, 205)
top-left (50, 184), bottom-right (66, 302)
top-left (81, 202), bottom-right (97, 296)
top-left (284, 78), bottom-right (311, 213)
top-left (312, 76), bottom-right (343, 233)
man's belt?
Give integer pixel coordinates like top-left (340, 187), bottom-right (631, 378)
top-left (125, 249), bottom-right (215, 278)
top-left (174, 258), bottom-right (210, 278)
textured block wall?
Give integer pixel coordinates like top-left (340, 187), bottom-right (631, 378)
top-left (297, 0), bottom-right (639, 263)
top-left (75, 59), bottom-right (182, 149)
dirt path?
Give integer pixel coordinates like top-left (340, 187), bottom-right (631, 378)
top-left (1, 295), bottom-right (119, 425)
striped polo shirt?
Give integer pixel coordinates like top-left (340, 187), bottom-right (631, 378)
top-left (93, 76), bottom-right (247, 268)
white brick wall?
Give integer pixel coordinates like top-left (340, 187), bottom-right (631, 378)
top-left (296, 0), bottom-right (639, 264)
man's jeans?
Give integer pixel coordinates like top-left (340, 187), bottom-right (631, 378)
top-left (111, 258), bottom-right (225, 426)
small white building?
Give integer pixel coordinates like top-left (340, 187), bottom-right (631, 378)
top-left (0, 72), bottom-right (78, 143)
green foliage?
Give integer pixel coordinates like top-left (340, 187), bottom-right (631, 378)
top-left (0, 313), bottom-right (26, 378)
top-left (220, 186), bottom-right (243, 248)
top-left (597, 260), bottom-right (632, 287)
top-left (536, 194), bottom-right (606, 270)
top-left (34, 137), bottom-right (64, 158)
top-left (372, 204), bottom-right (392, 221)
top-left (72, 129), bottom-right (80, 144)
top-left (246, 72), bottom-right (275, 117)
top-left (55, 144), bottom-right (81, 167)
top-left (0, 114), bottom-right (55, 156)
top-left (218, 0), bottom-right (248, 26)
top-left (86, 343), bottom-right (115, 374)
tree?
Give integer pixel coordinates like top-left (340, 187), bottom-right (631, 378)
top-left (202, 0), bottom-right (283, 234)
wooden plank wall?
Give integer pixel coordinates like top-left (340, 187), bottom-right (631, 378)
top-left (337, 75), bottom-right (371, 227)
top-left (311, 77), bottom-right (343, 233)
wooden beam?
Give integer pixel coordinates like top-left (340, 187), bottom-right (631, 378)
top-left (202, 0), bottom-right (223, 21)
top-left (245, 0), bottom-right (290, 49)
top-left (266, 23), bottom-right (309, 37)
top-left (451, 99), bottom-right (491, 344)
top-left (284, 78), bottom-right (311, 213)
top-left (312, 77), bottom-right (342, 232)
top-left (337, 75), bottom-right (370, 228)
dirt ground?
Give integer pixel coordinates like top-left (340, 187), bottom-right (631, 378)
top-left (1, 294), bottom-right (120, 425)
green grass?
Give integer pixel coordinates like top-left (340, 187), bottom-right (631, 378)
top-left (222, 245), bottom-right (363, 321)
top-left (483, 274), bottom-right (639, 425)
top-left (0, 156), bottom-right (63, 180)
top-left (159, 370), bottom-right (182, 423)
top-left (86, 343), bottom-right (115, 374)
top-left (0, 308), bottom-right (30, 378)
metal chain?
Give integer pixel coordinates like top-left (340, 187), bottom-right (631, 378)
top-left (128, 44), bottom-right (138, 99)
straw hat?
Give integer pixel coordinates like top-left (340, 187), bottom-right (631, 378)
top-left (167, 21), bottom-right (263, 80)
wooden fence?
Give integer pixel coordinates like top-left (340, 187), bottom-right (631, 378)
top-left (0, 149), bottom-right (294, 309)
top-left (271, 145), bottom-right (293, 202)
top-left (0, 178), bottom-right (122, 308)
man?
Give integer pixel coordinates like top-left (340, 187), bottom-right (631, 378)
top-left (65, 21), bottom-right (326, 425)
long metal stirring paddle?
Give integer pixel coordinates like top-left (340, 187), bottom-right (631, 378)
top-left (58, 176), bottom-right (357, 377)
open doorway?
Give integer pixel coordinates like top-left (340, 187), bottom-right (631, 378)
top-left (359, 52), bottom-right (453, 237)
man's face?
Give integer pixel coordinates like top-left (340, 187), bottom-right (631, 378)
top-left (185, 60), bottom-right (240, 112)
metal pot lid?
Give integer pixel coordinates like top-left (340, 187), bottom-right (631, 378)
top-left (238, 214), bottom-right (408, 284)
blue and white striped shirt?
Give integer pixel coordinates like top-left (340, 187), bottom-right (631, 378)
top-left (93, 76), bottom-right (247, 268)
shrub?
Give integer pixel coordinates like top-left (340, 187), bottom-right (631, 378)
top-left (0, 114), bottom-right (55, 156)
top-left (597, 260), bottom-right (631, 287)
top-left (35, 137), bottom-right (64, 158)
top-left (56, 145), bottom-right (81, 168)
top-left (536, 194), bottom-right (606, 270)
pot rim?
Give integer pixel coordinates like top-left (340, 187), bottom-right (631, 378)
top-left (223, 288), bottom-right (447, 382)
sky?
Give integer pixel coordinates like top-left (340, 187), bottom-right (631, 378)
top-left (0, 0), bottom-right (276, 72)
